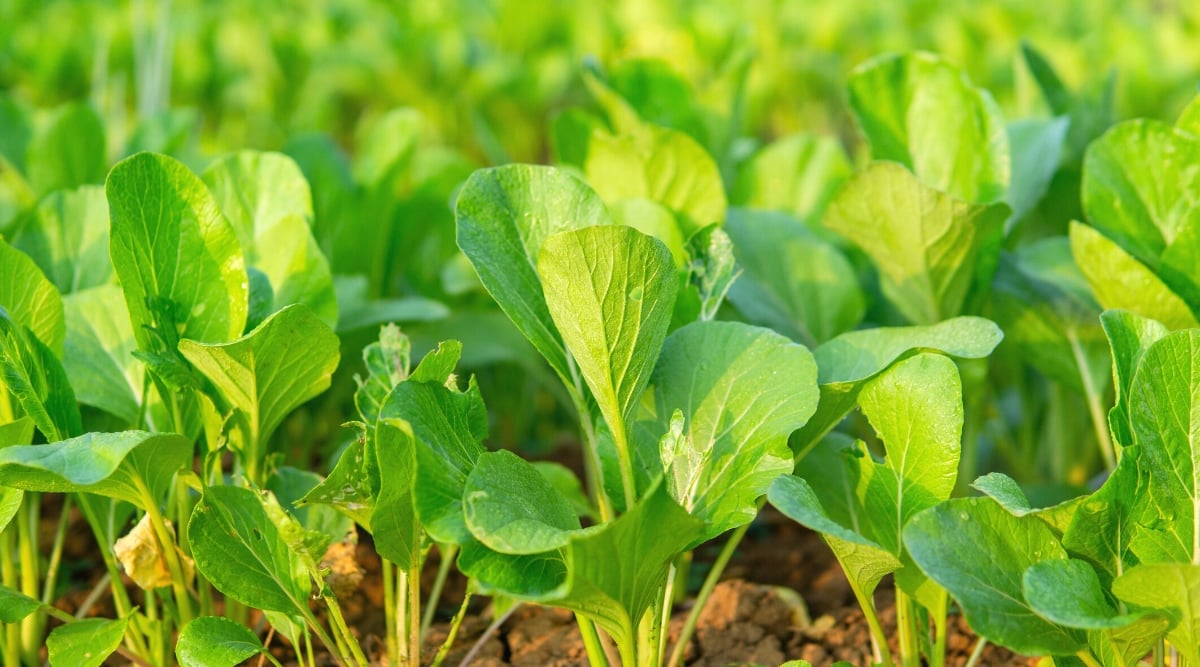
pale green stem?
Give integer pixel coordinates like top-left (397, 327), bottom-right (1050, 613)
top-left (895, 589), bottom-right (920, 667)
top-left (845, 573), bottom-right (893, 667)
top-left (577, 615), bottom-right (612, 667)
top-left (77, 496), bottom-right (150, 659)
top-left (965, 637), bottom-right (988, 667)
top-left (422, 543), bottom-right (458, 640)
top-left (658, 566), bottom-right (676, 661)
top-left (41, 495), bottom-right (71, 605)
top-left (1068, 330), bottom-right (1117, 469)
top-left (326, 595), bottom-right (371, 667)
top-left (929, 589), bottom-right (949, 667)
top-left (668, 521), bottom-right (750, 667)
top-left (3, 522), bottom-right (21, 667)
top-left (1076, 650), bottom-right (1103, 667)
top-left (382, 561), bottom-right (398, 666)
top-left (567, 361), bottom-right (615, 522)
top-left (136, 479), bottom-right (194, 625)
top-left (429, 591), bottom-right (472, 667)
top-left (18, 495), bottom-right (40, 665)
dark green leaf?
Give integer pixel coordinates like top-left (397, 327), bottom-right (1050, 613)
top-left (46, 618), bottom-right (127, 667)
top-left (177, 616), bottom-right (267, 667)
top-left (464, 450), bottom-right (581, 554)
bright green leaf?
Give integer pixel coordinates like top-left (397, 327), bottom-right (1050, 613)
top-left (13, 185), bottom-right (113, 294)
top-left (203, 152), bottom-right (337, 328)
top-left (1005, 118), bottom-right (1069, 230)
top-left (1069, 222), bottom-right (1198, 330)
top-left (465, 449), bottom-right (581, 554)
top-left (0, 307), bottom-right (80, 441)
top-left (106, 152), bottom-right (248, 350)
top-left (731, 133), bottom-right (852, 224)
top-left (824, 161), bottom-right (1008, 325)
top-left (188, 485), bottom-right (311, 615)
top-left (0, 236), bottom-right (64, 354)
top-left (652, 320), bottom-right (817, 540)
top-left (0, 430), bottom-right (189, 507)
top-left (179, 304), bottom-right (339, 452)
top-left (177, 616), bottom-right (268, 667)
top-left (62, 286), bottom-right (142, 424)
top-left (0, 584), bottom-right (42, 622)
top-left (27, 102), bottom-right (106, 197)
top-left (726, 209), bottom-right (864, 346)
top-left (455, 164), bottom-right (612, 382)
top-left (1113, 564), bottom-right (1200, 663)
top-left (905, 498), bottom-right (1086, 655)
top-left (1101, 309), bottom-right (1169, 449)
top-left (847, 52), bottom-right (1009, 203)
top-left (46, 617), bottom-right (127, 667)
top-left (539, 225), bottom-right (677, 485)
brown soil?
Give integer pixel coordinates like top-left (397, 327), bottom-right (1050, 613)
top-left (42, 495), bottom-right (1036, 667)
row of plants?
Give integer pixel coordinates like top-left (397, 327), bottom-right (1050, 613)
top-left (1, 42), bottom-right (1199, 667)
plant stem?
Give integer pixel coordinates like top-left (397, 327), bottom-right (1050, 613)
top-left (137, 480), bottom-right (194, 625)
top-left (658, 566), bottom-right (676, 662)
top-left (382, 560), bottom-right (398, 666)
top-left (964, 637), bottom-right (987, 667)
top-left (429, 590), bottom-right (472, 667)
top-left (2, 520), bottom-right (21, 667)
top-left (567, 366), bottom-right (614, 522)
top-left (929, 590), bottom-right (948, 667)
top-left (17, 494), bottom-right (41, 665)
top-left (459, 603), bottom-right (520, 667)
top-left (77, 496), bottom-right (150, 659)
top-left (326, 595), bottom-right (371, 667)
top-left (422, 543), bottom-right (458, 640)
top-left (668, 521), bottom-right (749, 667)
top-left (1076, 650), bottom-right (1104, 667)
top-left (895, 589), bottom-right (920, 667)
top-left (845, 573), bottom-right (893, 667)
top-left (1068, 330), bottom-right (1117, 469)
top-left (576, 614), bottom-right (612, 667)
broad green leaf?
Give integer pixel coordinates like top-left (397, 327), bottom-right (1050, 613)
top-left (0, 584), bottom-right (42, 622)
top-left (651, 320), bottom-right (817, 540)
top-left (0, 418), bottom-right (30, 531)
top-left (731, 134), bottom-right (853, 224)
top-left (0, 430), bottom-right (189, 507)
top-left (46, 617), bottom-right (127, 667)
top-left (188, 485), bottom-right (311, 615)
top-left (972, 473), bottom-right (1082, 536)
top-left (539, 225), bottom-right (677, 477)
top-left (0, 93), bottom-right (31, 173)
top-left (267, 467), bottom-right (354, 547)
top-left (300, 435), bottom-right (375, 528)
top-left (768, 474), bottom-right (901, 598)
top-left (410, 339), bottom-right (463, 384)
top-left (1024, 559), bottom-right (1137, 629)
top-left (1082, 120), bottom-right (1200, 264)
top-left (1025, 559), bottom-right (1169, 666)
top-left (857, 354), bottom-right (961, 600)
top-left (384, 379), bottom-right (488, 544)
top-left (1069, 222), bottom-right (1199, 329)
top-left (62, 286), bottom-right (142, 424)
top-left (282, 133), bottom-right (353, 257)
top-left (0, 236), bottom-right (64, 353)
top-left (1061, 450), bottom-right (1145, 578)
top-left (1113, 564), bottom-right (1200, 663)
top-left (532, 461), bottom-right (597, 522)
top-left (179, 304), bottom-right (339, 452)
top-left (107, 152), bottom-right (248, 350)
top-left (824, 161), bottom-right (1008, 325)
top-left (455, 164), bottom-right (612, 382)
top-left (905, 498), bottom-right (1086, 655)
top-left (353, 108), bottom-right (421, 188)
top-left (608, 59), bottom-right (711, 148)
top-left (1101, 309), bottom-right (1169, 449)
top-left (726, 209), bottom-right (864, 346)
top-left (465, 450), bottom-right (581, 554)
top-left (334, 274), bottom-right (449, 333)
top-left (27, 102), bottom-right (106, 197)
top-left (847, 52), bottom-right (1009, 203)
top-left (203, 152), bottom-right (337, 328)
top-left (353, 323), bottom-right (411, 424)
top-left (370, 420), bottom-right (419, 568)
top-left (608, 198), bottom-right (686, 268)
top-left (177, 616), bottom-right (268, 667)
top-left (797, 317), bottom-right (1002, 455)
top-left (0, 308), bottom-right (80, 441)
top-left (988, 240), bottom-right (1109, 394)
top-left (1006, 117), bottom-right (1069, 230)
top-left (583, 74), bottom-right (726, 234)
top-left (1127, 330), bottom-right (1200, 563)
top-left (13, 185), bottom-right (113, 294)
top-left (463, 481), bottom-right (705, 649)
